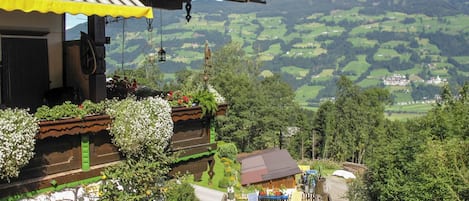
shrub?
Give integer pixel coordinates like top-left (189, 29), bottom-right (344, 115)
top-left (165, 178), bottom-right (199, 201)
top-left (217, 143), bottom-right (238, 161)
top-left (100, 157), bottom-right (173, 200)
top-left (34, 100), bottom-right (105, 120)
top-left (224, 166), bottom-right (232, 177)
top-left (0, 108), bottom-right (38, 181)
top-left (105, 96), bottom-right (173, 160)
top-left (218, 176), bottom-right (231, 188)
top-left (101, 96), bottom-right (176, 200)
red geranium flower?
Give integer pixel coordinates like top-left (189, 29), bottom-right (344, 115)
top-left (182, 96), bottom-right (189, 103)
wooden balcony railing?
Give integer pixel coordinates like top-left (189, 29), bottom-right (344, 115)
top-left (0, 104), bottom-right (227, 198)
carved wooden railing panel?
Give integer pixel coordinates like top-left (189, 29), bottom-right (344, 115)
top-left (89, 131), bottom-right (123, 166)
top-left (37, 115), bottom-right (112, 139)
top-left (171, 103), bottom-right (227, 122)
top-left (0, 104), bottom-right (227, 198)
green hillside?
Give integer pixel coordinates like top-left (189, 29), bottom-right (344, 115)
top-left (67, 0), bottom-right (469, 113)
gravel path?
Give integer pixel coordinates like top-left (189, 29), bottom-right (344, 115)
top-left (192, 184), bottom-right (226, 201)
top-left (325, 176), bottom-right (349, 201)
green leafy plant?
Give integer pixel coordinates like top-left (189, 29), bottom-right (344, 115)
top-left (192, 90), bottom-right (218, 118)
top-left (101, 96), bottom-right (176, 200)
top-left (34, 100), bottom-right (105, 121)
top-left (80, 100), bottom-right (106, 115)
top-left (217, 142), bottom-right (238, 161)
top-left (165, 176), bottom-right (199, 201)
top-left (218, 176), bottom-right (231, 188)
top-left (0, 108), bottom-right (38, 181)
top-left (100, 157), bottom-right (173, 200)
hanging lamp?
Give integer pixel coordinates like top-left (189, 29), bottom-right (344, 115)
top-left (158, 9), bottom-right (166, 62)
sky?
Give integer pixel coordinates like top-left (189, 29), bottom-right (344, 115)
top-left (65, 13), bottom-right (87, 30)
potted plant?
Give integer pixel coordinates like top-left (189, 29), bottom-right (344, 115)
top-left (34, 100), bottom-right (110, 139)
top-left (192, 89), bottom-right (218, 118)
top-left (166, 90), bottom-right (194, 108)
top-left (274, 190), bottom-right (282, 196)
top-left (105, 96), bottom-right (173, 158)
top-left (0, 108), bottom-right (38, 181)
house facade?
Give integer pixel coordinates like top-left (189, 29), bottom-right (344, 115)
top-left (0, 0), bottom-right (269, 198)
top-left (0, 1), bottom-right (153, 110)
top-left (0, 1), bottom-right (219, 198)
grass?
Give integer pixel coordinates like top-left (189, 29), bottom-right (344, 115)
top-left (392, 91), bottom-right (413, 103)
top-left (287, 47), bottom-right (327, 58)
top-left (357, 79), bottom-right (381, 88)
top-left (318, 69), bottom-right (334, 76)
top-left (347, 37), bottom-right (378, 48)
top-left (295, 85), bottom-right (324, 106)
top-left (342, 55), bottom-right (370, 75)
top-left (374, 48), bottom-right (400, 61)
top-left (385, 112), bottom-right (426, 121)
top-left (298, 159), bottom-right (341, 177)
top-left (310, 69), bottom-right (335, 82)
top-left (193, 154), bottom-right (228, 192)
top-left (281, 66), bottom-right (309, 78)
top-left (386, 103), bottom-right (434, 113)
top-left (453, 56), bottom-right (469, 64)
top-left (260, 70), bottom-right (274, 78)
top-left (369, 68), bottom-right (391, 77)
top-left (394, 64), bottom-right (424, 75)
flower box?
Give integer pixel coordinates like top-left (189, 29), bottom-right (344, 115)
top-left (171, 103), bottom-right (227, 122)
top-left (37, 114), bottom-right (112, 140)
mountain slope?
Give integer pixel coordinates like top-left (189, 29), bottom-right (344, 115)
top-left (67, 0), bottom-right (469, 109)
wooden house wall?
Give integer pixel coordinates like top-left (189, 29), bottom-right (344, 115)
top-left (64, 42), bottom-right (91, 99)
top-left (252, 175), bottom-right (297, 190)
top-left (0, 10), bottom-right (64, 89)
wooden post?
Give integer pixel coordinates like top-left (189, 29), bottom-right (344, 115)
top-left (312, 129), bottom-right (315, 160)
top-left (87, 16), bottom-right (106, 102)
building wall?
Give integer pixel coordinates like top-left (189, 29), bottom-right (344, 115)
top-left (0, 10), bottom-right (64, 88)
top-left (252, 175), bottom-right (297, 189)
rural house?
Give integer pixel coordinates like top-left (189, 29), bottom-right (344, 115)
top-left (239, 148), bottom-right (301, 189)
top-left (0, 0), bottom-right (230, 198)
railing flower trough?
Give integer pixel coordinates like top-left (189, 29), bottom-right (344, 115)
top-left (0, 100), bottom-right (227, 198)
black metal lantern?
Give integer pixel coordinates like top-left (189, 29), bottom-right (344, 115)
top-left (158, 9), bottom-right (166, 62)
top-left (157, 47), bottom-right (166, 62)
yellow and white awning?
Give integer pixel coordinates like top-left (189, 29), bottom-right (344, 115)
top-left (0, 0), bottom-right (153, 18)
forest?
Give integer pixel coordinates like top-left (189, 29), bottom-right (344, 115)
top-left (119, 42), bottom-right (468, 200)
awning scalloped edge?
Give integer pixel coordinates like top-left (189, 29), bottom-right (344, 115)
top-left (0, 0), bottom-right (153, 19)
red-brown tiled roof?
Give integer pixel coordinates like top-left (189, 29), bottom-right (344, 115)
top-left (240, 149), bottom-right (301, 185)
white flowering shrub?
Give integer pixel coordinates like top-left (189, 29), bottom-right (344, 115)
top-left (208, 85), bottom-right (226, 104)
top-left (0, 108), bottom-right (38, 181)
top-left (106, 97), bottom-right (173, 160)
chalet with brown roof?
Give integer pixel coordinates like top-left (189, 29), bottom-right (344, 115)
top-left (239, 149), bottom-right (301, 189)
